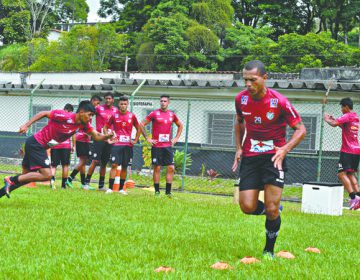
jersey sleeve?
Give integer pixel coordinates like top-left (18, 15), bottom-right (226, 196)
top-left (281, 99), bottom-right (302, 127)
top-left (173, 112), bottom-right (179, 123)
top-left (336, 114), bottom-right (350, 125)
top-left (106, 115), bottom-right (114, 128)
top-left (145, 111), bottom-right (154, 122)
top-left (83, 122), bottom-right (94, 134)
top-left (234, 95), bottom-right (243, 116)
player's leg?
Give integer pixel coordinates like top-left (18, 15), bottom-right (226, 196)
top-left (109, 145), bottom-right (119, 190)
top-left (338, 152), bottom-right (358, 208)
top-left (98, 142), bottom-right (112, 190)
top-left (164, 147), bottom-right (175, 197)
top-left (263, 184), bottom-right (283, 257)
top-left (50, 148), bottom-right (59, 188)
top-left (86, 141), bottom-right (102, 186)
top-left (151, 147), bottom-right (161, 195)
top-left (61, 149), bottom-right (71, 189)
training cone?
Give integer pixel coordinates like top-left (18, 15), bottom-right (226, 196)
top-left (113, 166), bottom-right (121, 192)
top-left (125, 165), bottom-right (135, 189)
top-left (25, 182), bottom-right (37, 188)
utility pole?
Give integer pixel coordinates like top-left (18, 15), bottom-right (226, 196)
top-left (125, 56), bottom-right (131, 72)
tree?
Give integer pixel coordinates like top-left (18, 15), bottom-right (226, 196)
top-left (53, 0), bottom-right (89, 23)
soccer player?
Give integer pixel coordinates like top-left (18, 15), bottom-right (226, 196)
top-left (85, 92), bottom-right (119, 191)
top-left (0, 100), bottom-right (114, 199)
top-left (66, 95), bottom-right (102, 190)
top-left (50, 103), bottom-right (75, 189)
top-left (324, 97), bottom-right (360, 210)
top-left (232, 60), bottom-right (306, 259)
top-left (141, 94), bottom-right (183, 197)
top-left (104, 96), bottom-right (142, 195)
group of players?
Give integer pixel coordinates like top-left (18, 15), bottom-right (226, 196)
top-left (1, 60), bottom-right (359, 259)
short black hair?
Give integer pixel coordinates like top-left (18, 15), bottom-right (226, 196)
top-left (340, 97), bottom-right (353, 110)
top-left (64, 103), bottom-right (74, 112)
top-left (119, 96), bottom-right (129, 102)
top-left (91, 95), bottom-right (102, 102)
top-left (104, 92), bottom-right (114, 99)
top-left (160, 94), bottom-right (170, 100)
top-left (77, 100), bottom-right (96, 114)
top-left (244, 60), bottom-right (267, 75)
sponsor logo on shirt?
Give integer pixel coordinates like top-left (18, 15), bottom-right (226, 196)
top-left (250, 139), bottom-right (274, 153)
top-left (241, 96), bottom-right (248, 105)
top-left (242, 111), bottom-right (251, 116)
top-left (270, 98), bottom-right (278, 108)
top-left (54, 113), bottom-right (65, 117)
top-left (266, 112), bottom-right (275, 120)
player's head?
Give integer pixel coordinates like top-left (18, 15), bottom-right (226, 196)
top-left (104, 92), bottom-right (114, 107)
top-left (76, 100), bottom-right (96, 124)
top-left (160, 94), bottom-right (170, 111)
top-left (340, 97), bottom-right (353, 113)
top-left (91, 95), bottom-right (102, 107)
top-left (118, 96), bottom-right (129, 113)
top-left (64, 103), bottom-right (74, 112)
top-left (243, 60), bottom-right (268, 98)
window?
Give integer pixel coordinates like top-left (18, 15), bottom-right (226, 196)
top-left (31, 105), bottom-right (51, 134)
top-left (286, 115), bottom-right (317, 153)
top-left (207, 113), bottom-right (236, 146)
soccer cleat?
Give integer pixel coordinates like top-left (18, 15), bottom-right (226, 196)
top-left (351, 197), bottom-right (360, 210)
top-left (262, 250), bottom-right (275, 261)
top-left (105, 189), bottom-right (113, 194)
top-left (348, 197), bottom-right (360, 210)
top-left (155, 191), bottom-right (160, 197)
top-left (4, 177), bottom-right (14, 198)
top-left (65, 180), bottom-right (74, 189)
top-left (50, 179), bottom-right (56, 190)
top-left (81, 184), bottom-right (95, 190)
top-left (119, 189), bottom-right (128, 196)
top-left (98, 187), bottom-right (109, 192)
top-left (166, 193), bottom-right (173, 199)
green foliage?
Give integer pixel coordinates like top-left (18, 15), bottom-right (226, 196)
top-left (0, 43), bottom-right (28, 71)
top-left (173, 150), bottom-right (192, 174)
top-left (139, 134), bottom-right (152, 169)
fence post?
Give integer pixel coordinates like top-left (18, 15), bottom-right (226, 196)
top-left (130, 79), bottom-right (147, 112)
top-left (181, 100), bottom-right (191, 191)
top-left (316, 103), bottom-right (326, 182)
top-left (27, 79), bottom-right (45, 136)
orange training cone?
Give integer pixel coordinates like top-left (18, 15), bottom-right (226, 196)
top-left (113, 166), bottom-right (121, 192)
top-left (125, 165), bottom-right (135, 189)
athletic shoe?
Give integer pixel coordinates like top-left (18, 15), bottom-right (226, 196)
top-left (98, 187), bottom-right (110, 192)
top-left (65, 180), bottom-right (74, 189)
top-left (351, 196), bottom-right (360, 210)
top-left (50, 179), bottom-right (56, 190)
top-left (166, 193), bottom-right (173, 199)
top-left (119, 190), bottom-right (128, 196)
top-left (349, 197), bottom-right (360, 210)
top-left (105, 189), bottom-right (113, 194)
top-left (262, 250), bottom-right (275, 261)
top-left (155, 191), bottom-right (160, 197)
top-left (4, 177), bottom-right (14, 198)
top-left (81, 184), bottom-right (95, 190)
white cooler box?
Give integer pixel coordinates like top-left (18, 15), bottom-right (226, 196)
top-left (301, 182), bottom-right (344, 216)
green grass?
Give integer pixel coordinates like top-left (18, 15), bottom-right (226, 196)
top-left (0, 174), bottom-right (359, 279)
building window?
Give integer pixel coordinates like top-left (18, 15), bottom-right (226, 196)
top-left (286, 115), bottom-right (317, 153)
top-left (31, 105), bottom-right (51, 134)
top-left (207, 113), bottom-right (236, 146)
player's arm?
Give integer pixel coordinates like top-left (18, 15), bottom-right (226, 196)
top-left (71, 134), bottom-right (76, 153)
top-left (232, 114), bottom-right (245, 172)
top-left (272, 121), bottom-right (306, 170)
top-left (19, 111), bottom-right (51, 134)
top-left (324, 113), bottom-right (339, 127)
top-left (132, 122), bottom-right (142, 145)
top-left (171, 120), bottom-right (183, 145)
top-left (140, 119), bottom-right (156, 145)
top-left (89, 129), bottom-right (114, 142)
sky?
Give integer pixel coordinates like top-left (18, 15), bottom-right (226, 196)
top-left (86, 0), bottom-right (108, 22)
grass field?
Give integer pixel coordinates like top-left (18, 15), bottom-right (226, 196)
top-left (0, 175), bottom-right (359, 279)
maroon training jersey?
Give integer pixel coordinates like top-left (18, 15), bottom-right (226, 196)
top-left (33, 109), bottom-right (93, 149)
top-left (145, 109), bottom-right (179, 148)
top-left (95, 104), bottom-right (119, 133)
top-left (76, 128), bottom-right (91, 143)
top-left (107, 111), bottom-right (139, 147)
top-left (235, 88), bottom-right (302, 157)
top-left (336, 112), bottom-right (360, 155)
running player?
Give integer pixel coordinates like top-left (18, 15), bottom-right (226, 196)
top-left (0, 100), bottom-right (114, 199)
top-left (66, 95), bottom-right (102, 190)
top-left (104, 96), bottom-right (142, 195)
top-left (141, 94), bottom-right (183, 197)
top-left (232, 60), bottom-right (306, 259)
top-left (85, 92), bottom-right (119, 191)
top-left (50, 103), bottom-right (75, 189)
top-left (324, 97), bottom-right (360, 210)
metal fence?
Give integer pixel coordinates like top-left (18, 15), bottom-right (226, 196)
top-left (0, 91), bottom-right (359, 193)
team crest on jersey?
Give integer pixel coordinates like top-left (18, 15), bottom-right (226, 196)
top-left (66, 119), bottom-right (73, 124)
top-left (99, 107), bottom-right (104, 111)
top-left (128, 119), bottom-right (131, 123)
top-left (156, 111), bottom-right (160, 116)
top-left (270, 98), bottom-right (278, 108)
top-left (266, 112), bottom-right (275, 120)
top-left (241, 96), bottom-right (248, 105)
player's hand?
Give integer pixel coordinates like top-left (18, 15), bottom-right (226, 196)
top-left (232, 148), bottom-right (243, 172)
top-left (171, 138), bottom-right (178, 146)
top-left (271, 146), bottom-right (287, 170)
top-left (19, 125), bottom-right (28, 134)
top-left (147, 137), bottom-right (157, 145)
top-left (131, 139), bottom-right (138, 145)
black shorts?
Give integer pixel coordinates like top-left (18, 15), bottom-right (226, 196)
top-left (91, 141), bottom-right (112, 165)
top-left (239, 154), bottom-right (287, 191)
top-left (76, 141), bottom-right (90, 157)
top-left (151, 147), bottom-right (174, 166)
top-left (110, 145), bottom-right (133, 168)
top-left (51, 148), bottom-right (71, 166)
top-left (22, 136), bottom-right (50, 171)
top-left (338, 152), bottom-right (359, 173)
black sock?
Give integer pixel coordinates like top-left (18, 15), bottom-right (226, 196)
top-left (154, 183), bottom-right (160, 193)
top-left (68, 169), bottom-right (79, 182)
top-left (62, 178), bottom-right (67, 189)
top-left (80, 174), bottom-right (86, 185)
top-left (120, 179), bottom-right (125, 190)
top-left (251, 200), bottom-right (265, 215)
top-left (99, 176), bottom-right (105, 189)
top-left (349, 192), bottom-right (356, 199)
top-left (166, 183), bottom-right (172, 194)
top-left (264, 216), bottom-right (281, 254)
top-left (109, 178), bottom-right (115, 190)
top-left (10, 175), bottom-right (20, 185)
top-left (51, 176), bottom-right (55, 181)
top-left (85, 174), bottom-right (92, 184)
top-left (356, 192), bottom-right (360, 197)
